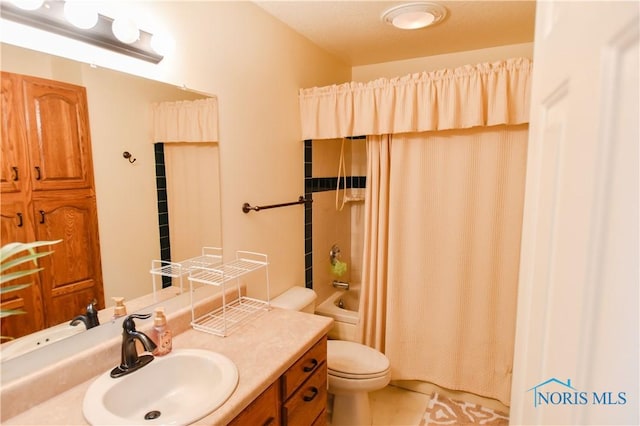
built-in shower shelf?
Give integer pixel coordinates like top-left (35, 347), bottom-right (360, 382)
top-left (149, 247), bottom-right (223, 299)
top-left (188, 250), bottom-right (270, 337)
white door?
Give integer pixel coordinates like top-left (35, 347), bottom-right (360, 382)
top-left (510, 1), bottom-right (639, 425)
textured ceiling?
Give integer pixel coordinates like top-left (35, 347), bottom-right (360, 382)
top-left (254, 1), bottom-right (537, 66)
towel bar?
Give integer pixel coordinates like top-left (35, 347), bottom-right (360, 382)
top-left (242, 196), bottom-right (311, 213)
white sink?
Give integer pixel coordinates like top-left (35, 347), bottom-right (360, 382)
top-left (83, 349), bottom-right (239, 425)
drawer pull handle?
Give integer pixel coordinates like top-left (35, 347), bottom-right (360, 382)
top-left (11, 166), bottom-right (18, 181)
top-left (302, 386), bottom-right (319, 402)
top-left (39, 210), bottom-right (45, 224)
top-left (16, 212), bottom-right (23, 227)
top-left (35, 166), bottom-right (41, 180)
top-left (303, 358), bottom-right (318, 372)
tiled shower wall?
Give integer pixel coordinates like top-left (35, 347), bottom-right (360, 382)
top-left (304, 138), bottom-right (367, 305)
top-left (154, 143), bottom-right (172, 288)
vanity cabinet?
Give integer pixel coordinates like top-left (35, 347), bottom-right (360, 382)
top-left (227, 383), bottom-right (280, 426)
top-left (228, 335), bottom-right (328, 426)
top-left (0, 71), bottom-right (104, 339)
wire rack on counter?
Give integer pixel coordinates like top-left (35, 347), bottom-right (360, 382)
top-left (149, 247), bottom-right (223, 300)
top-left (188, 250), bottom-right (270, 337)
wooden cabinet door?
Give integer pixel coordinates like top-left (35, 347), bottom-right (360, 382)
top-left (1, 72), bottom-right (104, 334)
top-left (0, 196), bottom-right (45, 339)
top-left (228, 383), bottom-right (280, 426)
top-left (1, 72), bottom-right (28, 195)
top-left (32, 194), bottom-right (104, 327)
top-left (21, 76), bottom-right (94, 192)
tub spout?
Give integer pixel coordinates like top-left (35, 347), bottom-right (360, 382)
top-left (332, 280), bottom-right (350, 290)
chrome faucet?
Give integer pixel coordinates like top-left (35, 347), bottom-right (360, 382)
top-left (69, 299), bottom-right (100, 329)
top-left (110, 313), bottom-right (157, 378)
top-left (332, 280), bottom-right (350, 290)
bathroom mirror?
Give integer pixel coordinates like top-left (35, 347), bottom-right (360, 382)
top-left (0, 43), bottom-right (222, 362)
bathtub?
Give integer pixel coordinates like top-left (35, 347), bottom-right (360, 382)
top-left (315, 289), bottom-right (359, 342)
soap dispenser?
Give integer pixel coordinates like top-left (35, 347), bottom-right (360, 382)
top-left (152, 307), bottom-right (172, 356)
top-left (112, 297), bottom-right (127, 320)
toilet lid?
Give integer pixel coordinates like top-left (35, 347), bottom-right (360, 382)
top-left (327, 340), bottom-right (390, 378)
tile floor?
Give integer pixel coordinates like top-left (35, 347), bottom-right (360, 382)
top-left (370, 385), bottom-right (431, 426)
top-left (326, 382), bottom-right (510, 426)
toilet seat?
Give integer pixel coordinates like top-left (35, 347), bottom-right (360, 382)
top-left (327, 340), bottom-right (390, 380)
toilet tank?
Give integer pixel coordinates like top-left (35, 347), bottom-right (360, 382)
top-left (271, 287), bottom-right (317, 313)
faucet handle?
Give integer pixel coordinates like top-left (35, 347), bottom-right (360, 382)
top-left (122, 313), bottom-right (151, 331)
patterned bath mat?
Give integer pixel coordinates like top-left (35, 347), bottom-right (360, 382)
top-left (420, 392), bottom-right (509, 425)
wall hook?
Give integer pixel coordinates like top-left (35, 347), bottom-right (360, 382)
top-left (123, 151), bottom-right (136, 163)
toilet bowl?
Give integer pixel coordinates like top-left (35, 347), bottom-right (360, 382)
top-left (272, 287), bottom-right (391, 426)
top-left (327, 340), bottom-right (390, 426)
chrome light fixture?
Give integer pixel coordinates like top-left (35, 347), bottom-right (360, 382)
top-left (381, 2), bottom-right (447, 30)
top-left (0, 0), bottom-right (168, 63)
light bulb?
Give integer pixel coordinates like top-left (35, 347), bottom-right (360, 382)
top-left (10, 0), bottom-right (44, 10)
top-left (392, 12), bottom-right (435, 30)
top-left (112, 17), bottom-right (139, 44)
top-left (64, 1), bottom-right (98, 30)
top-left (150, 31), bottom-right (175, 56)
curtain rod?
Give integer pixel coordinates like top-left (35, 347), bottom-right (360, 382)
top-left (242, 196), bottom-right (311, 213)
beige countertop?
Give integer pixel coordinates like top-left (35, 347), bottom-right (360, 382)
top-left (3, 308), bottom-right (333, 425)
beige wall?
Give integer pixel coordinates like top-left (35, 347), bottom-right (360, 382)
top-left (352, 42), bottom-right (534, 81)
top-left (1, 2), bottom-right (350, 303)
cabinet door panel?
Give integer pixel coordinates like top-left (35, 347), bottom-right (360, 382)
top-left (0, 197), bottom-right (45, 339)
top-left (228, 383), bottom-right (280, 426)
top-left (33, 195), bottom-right (104, 327)
top-left (22, 77), bottom-right (94, 191)
top-left (1, 72), bottom-right (27, 194)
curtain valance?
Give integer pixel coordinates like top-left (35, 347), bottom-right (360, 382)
top-left (299, 57), bottom-right (532, 140)
top-left (152, 97), bottom-right (219, 143)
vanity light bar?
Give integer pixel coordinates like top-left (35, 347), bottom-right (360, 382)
top-left (0, 1), bottom-right (164, 64)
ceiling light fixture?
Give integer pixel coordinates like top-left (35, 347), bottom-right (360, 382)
top-left (381, 2), bottom-right (447, 30)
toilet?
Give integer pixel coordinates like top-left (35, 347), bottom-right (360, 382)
top-left (271, 287), bottom-right (391, 426)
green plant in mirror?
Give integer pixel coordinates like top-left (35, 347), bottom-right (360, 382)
top-left (1, 240), bottom-right (61, 339)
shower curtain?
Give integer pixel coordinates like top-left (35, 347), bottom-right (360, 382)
top-left (299, 58), bottom-right (532, 405)
top-left (152, 98), bottom-right (222, 260)
top-left (361, 127), bottom-right (528, 405)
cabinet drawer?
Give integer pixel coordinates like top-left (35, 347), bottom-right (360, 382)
top-left (282, 362), bottom-right (327, 426)
top-left (228, 382), bottom-right (280, 426)
top-left (281, 336), bottom-right (327, 399)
